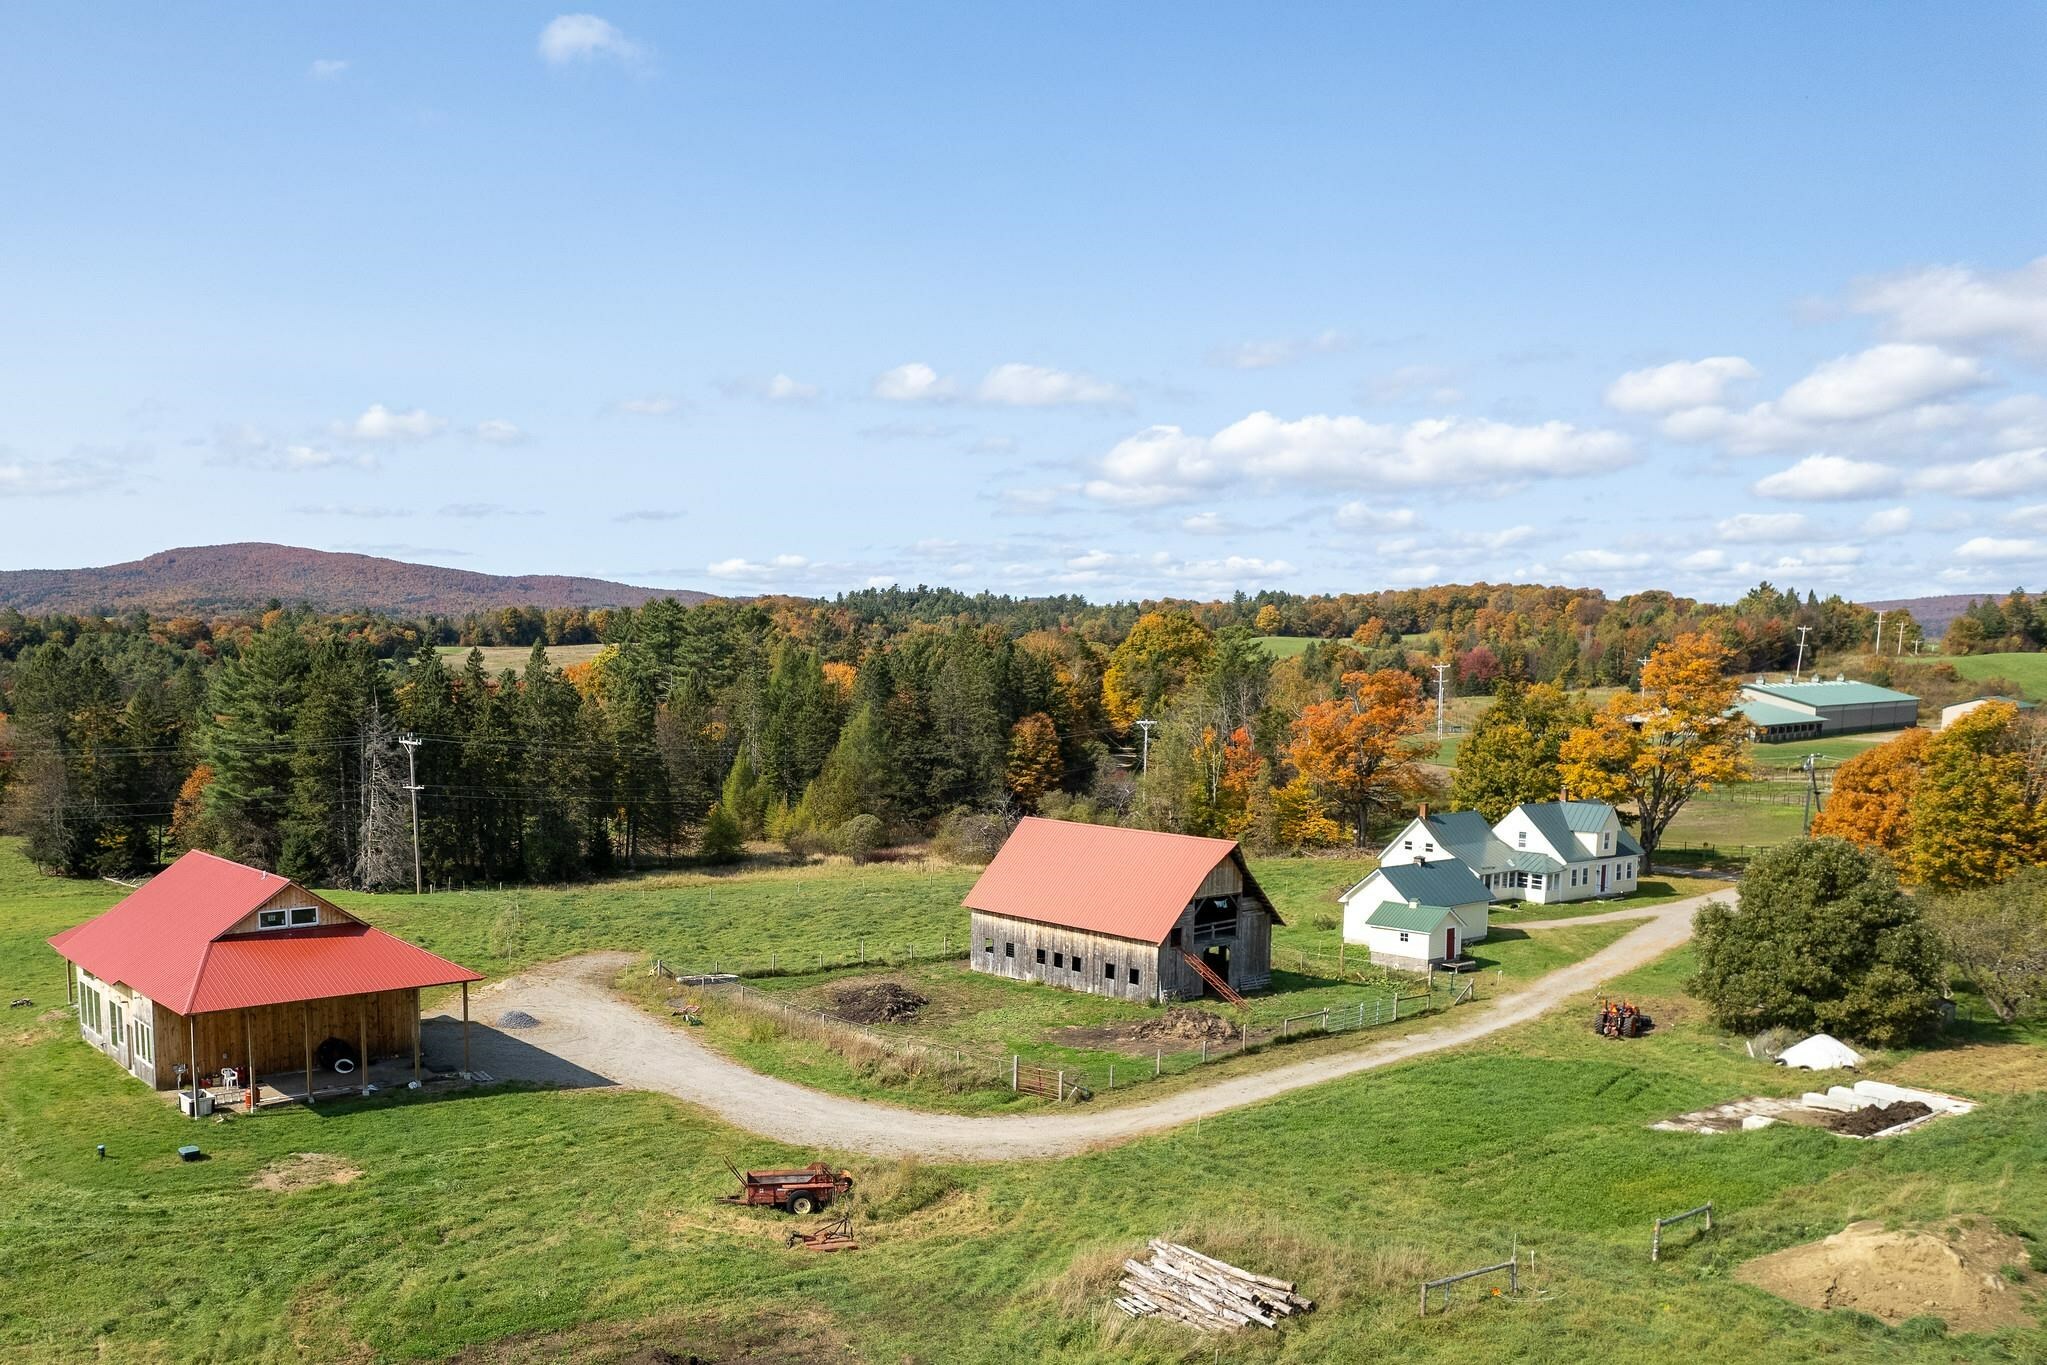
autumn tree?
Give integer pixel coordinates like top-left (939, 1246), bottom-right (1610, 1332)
top-left (1286, 668), bottom-right (1436, 847)
top-left (1102, 611), bottom-right (1213, 729)
top-left (1269, 773), bottom-right (1343, 850)
top-left (1691, 838), bottom-right (1946, 1045)
top-left (1928, 867), bottom-right (2047, 1022)
top-left (1557, 632), bottom-right (1749, 873)
top-left (1809, 727), bottom-right (1929, 859)
top-left (1004, 712), bottom-right (1063, 812)
top-left (1906, 701), bottom-right (2045, 891)
top-left (1254, 603), bottom-right (1283, 633)
top-left (1451, 681), bottom-right (1593, 822)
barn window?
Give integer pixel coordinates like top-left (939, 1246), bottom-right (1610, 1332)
top-left (257, 909), bottom-right (288, 929)
top-left (1035, 948), bottom-right (1046, 965)
top-left (1398, 931), bottom-right (1410, 943)
top-left (1103, 962), bottom-right (1116, 981)
top-left (984, 941), bottom-right (994, 954)
top-left (1053, 952), bottom-right (1063, 968)
top-left (1071, 956), bottom-right (1082, 973)
top-left (1129, 968), bottom-right (1141, 987)
top-left (1004, 942), bottom-right (1014, 959)
top-left (131, 1019), bottom-right (154, 1064)
top-left (1191, 897), bottom-right (1236, 944)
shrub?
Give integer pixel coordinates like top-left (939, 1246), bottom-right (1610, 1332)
top-left (1691, 838), bottom-right (1946, 1045)
top-left (833, 814), bottom-right (886, 863)
top-left (931, 808), bottom-right (1014, 864)
top-left (696, 803), bottom-right (745, 864)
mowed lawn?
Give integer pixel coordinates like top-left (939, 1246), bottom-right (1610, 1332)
top-left (4, 840), bottom-right (2045, 1362)
top-left (1940, 652), bottom-right (2047, 700)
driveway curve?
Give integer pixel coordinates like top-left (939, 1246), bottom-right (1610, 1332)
top-left (427, 890), bottom-right (1729, 1161)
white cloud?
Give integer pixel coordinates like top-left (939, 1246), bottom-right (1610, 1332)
top-left (474, 419), bottom-right (524, 444)
top-left (1714, 512), bottom-right (1809, 543)
top-left (704, 552), bottom-right (814, 582)
top-left (1776, 343), bottom-right (1987, 422)
top-left (1955, 536), bottom-right (2047, 563)
top-left (976, 362), bottom-right (1126, 407)
top-left (1678, 549), bottom-right (1726, 571)
top-left (1605, 356), bottom-right (1758, 414)
top-left (1907, 447), bottom-right (2047, 498)
top-left (872, 362), bottom-right (956, 402)
top-left (1751, 454), bottom-right (1902, 501)
top-left (308, 59), bottom-right (349, 80)
top-left (1211, 330), bottom-right (1349, 370)
top-left (1180, 511), bottom-right (1228, 535)
top-left (762, 373), bottom-right (819, 402)
top-left (538, 14), bottom-right (645, 66)
top-left (1860, 506), bottom-right (1913, 535)
top-left (0, 452), bottom-right (126, 496)
top-left (1559, 548), bottom-right (1653, 571)
top-left (1363, 364), bottom-right (1462, 405)
top-left (615, 395), bottom-right (680, 416)
top-left (1334, 501), bottom-right (1420, 531)
top-left (2002, 503), bottom-right (2047, 530)
top-left (346, 403), bottom-right (446, 441)
top-left (1850, 256), bottom-right (2047, 355)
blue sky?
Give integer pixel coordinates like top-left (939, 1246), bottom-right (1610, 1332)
top-left (4, 4), bottom-right (2045, 604)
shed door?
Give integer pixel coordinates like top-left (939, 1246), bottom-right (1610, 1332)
top-left (1444, 927), bottom-right (1456, 961)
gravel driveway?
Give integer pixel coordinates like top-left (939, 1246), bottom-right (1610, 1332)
top-left (424, 890), bottom-right (1728, 1161)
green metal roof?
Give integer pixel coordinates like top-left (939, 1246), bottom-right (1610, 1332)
top-left (1737, 698), bottom-right (1819, 728)
top-left (1507, 850), bottom-right (1563, 875)
top-left (1557, 800), bottom-right (1616, 833)
top-left (1363, 901), bottom-right (1457, 932)
top-left (1369, 859), bottom-right (1491, 907)
top-left (1742, 679), bottom-right (1918, 707)
top-left (1616, 827), bottom-right (1643, 858)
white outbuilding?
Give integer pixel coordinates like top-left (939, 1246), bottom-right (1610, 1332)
top-left (1339, 859), bottom-right (1491, 969)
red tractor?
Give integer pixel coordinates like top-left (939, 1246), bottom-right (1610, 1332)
top-left (721, 1160), bottom-right (855, 1216)
top-left (1594, 995), bottom-right (1651, 1039)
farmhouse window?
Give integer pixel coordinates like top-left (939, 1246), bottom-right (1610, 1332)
top-left (1104, 962), bottom-right (1115, 981)
top-left (1004, 942), bottom-right (1014, 958)
top-left (1517, 831), bottom-right (1526, 847)
top-left (1603, 833), bottom-right (1612, 852)
top-left (1403, 840), bottom-right (1412, 849)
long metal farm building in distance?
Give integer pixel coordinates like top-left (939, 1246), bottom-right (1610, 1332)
top-left (963, 818), bottom-right (1280, 1003)
top-left (1735, 677), bottom-right (1920, 740)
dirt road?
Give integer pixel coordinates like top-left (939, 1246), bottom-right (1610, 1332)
top-left (425, 890), bottom-right (1728, 1161)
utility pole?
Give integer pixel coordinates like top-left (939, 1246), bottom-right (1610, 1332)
top-left (1431, 662), bottom-right (1450, 738)
top-left (399, 735), bottom-right (423, 895)
top-left (1134, 718), bottom-right (1156, 775)
top-left (1792, 626), bottom-right (1813, 681)
top-left (1873, 610), bottom-right (1885, 655)
top-left (1801, 754), bottom-right (1824, 834)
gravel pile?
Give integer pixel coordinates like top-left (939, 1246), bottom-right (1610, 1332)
top-left (496, 1010), bottom-right (542, 1030)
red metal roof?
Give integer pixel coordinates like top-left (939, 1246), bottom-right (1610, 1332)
top-left (47, 849), bottom-right (480, 1015)
top-left (963, 817), bottom-right (1277, 944)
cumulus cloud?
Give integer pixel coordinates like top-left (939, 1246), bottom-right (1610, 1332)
top-left (722, 373), bottom-right (821, 403)
top-left (538, 14), bottom-right (645, 66)
top-left (871, 362), bottom-right (956, 402)
top-left (1907, 447), bottom-right (2047, 498)
top-left (1605, 356), bottom-right (1758, 414)
top-left (1860, 506), bottom-right (1913, 535)
top-left (1715, 512), bottom-right (1809, 542)
top-left (308, 59), bottom-right (349, 80)
top-left (976, 363), bottom-right (1126, 407)
top-left (1850, 256), bottom-right (2047, 355)
top-left (614, 395), bottom-right (681, 416)
top-left (346, 403), bottom-right (446, 441)
top-left (1751, 454), bottom-right (1902, 501)
top-left (1210, 330), bottom-right (1350, 370)
top-left (1955, 536), bottom-right (2047, 563)
top-left (704, 552), bottom-right (816, 583)
top-left (1083, 412), bottom-right (1631, 506)
top-left (1180, 511), bottom-right (1228, 535)
top-left (1775, 343), bottom-right (1988, 422)
top-left (1559, 548), bottom-right (1653, 571)
top-left (474, 419), bottom-right (524, 444)
top-left (1334, 501), bottom-right (1420, 531)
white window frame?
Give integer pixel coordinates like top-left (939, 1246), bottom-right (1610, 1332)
top-left (257, 905), bottom-right (319, 930)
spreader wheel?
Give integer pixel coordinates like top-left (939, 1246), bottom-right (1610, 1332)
top-left (788, 1192), bottom-right (818, 1216)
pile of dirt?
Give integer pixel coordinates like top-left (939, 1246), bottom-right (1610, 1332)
top-left (1737, 1219), bottom-right (2039, 1333)
top-left (251, 1152), bottom-right (363, 1193)
top-left (1829, 1100), bottom-right (1932, 1137)
top-left (833, 981), bottom-right (929, 1025)
top-left (1131, 1008), bottom-right (1238, 1045)
top-left (496, 1010), bottom-right (542, 1030)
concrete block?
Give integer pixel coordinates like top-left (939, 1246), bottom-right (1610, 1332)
top-left (1741, 1115), bottom-right (1778, 1130)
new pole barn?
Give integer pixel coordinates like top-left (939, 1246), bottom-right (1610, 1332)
top-left (48, 850), bottom-right (482, 1112)
top-left (964, 818), bottom-right (1281, 1002)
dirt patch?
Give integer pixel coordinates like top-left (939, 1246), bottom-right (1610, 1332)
top-left (38, 1009), bottom-right (68, 1024)
top-left (831, 981), bottom-right (928, 1025)
top-left (1054, 1007), bottom-right (1239, 1054)
top-left (251, 1153), bottom-right (363, 1193)
top-left (1829, 1100), bottom-right (1932, 1137)
top-left (1738, 1219), bottom-right (2041, 1333)
top-left (1884, 1043), bottom-right (2047, 1097)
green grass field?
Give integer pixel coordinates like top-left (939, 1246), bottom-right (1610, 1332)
top-left (1252, 634), bottom-right (1318, 658)
top-left (435, 642), bottom-right (607, 672)
top-left (1941, 652), bottom-right (2047, 700)
top-left (4, 841), bottom-right (2044, 1361)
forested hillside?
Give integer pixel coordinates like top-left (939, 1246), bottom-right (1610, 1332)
top-left (0, 579), bottom-right (1902, 883)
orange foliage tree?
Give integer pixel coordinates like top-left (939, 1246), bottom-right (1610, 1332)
top-left (1558, 631), bottom-right (1749, 872)
top-left (1906, 701), bottom-right (2046, 890)
top-left (1270, 774), bottom-right (1343, 849)
top-left (1285, 668), bottom-right (1436, 847)
top-left (1810, 727), bottom-right (1929, 858)
top-left (1004, 712), bottom-right (1064, 812)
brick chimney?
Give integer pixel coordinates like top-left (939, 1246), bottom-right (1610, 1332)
top-left (1418, 802), bottom-right (1429, 820)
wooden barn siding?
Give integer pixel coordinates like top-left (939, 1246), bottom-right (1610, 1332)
top-left (151, 988), bottom-right (418, 1090)
top-left (968, 912), bottom-right (1165, 1003)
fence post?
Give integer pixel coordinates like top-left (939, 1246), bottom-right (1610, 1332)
top-left (1056, 1070), bottom-right (1064, 1101)
top-left (1321, 1008), bottom-right (1330, 1033)
top-left (861, 938), bottom-right (866, 965)
top-left (770, 951), bottom-right (776, 973)
top-left (1392, 993), bottom-right (1399, 1022)
top-left (1201, 1039), bottom-right (1207, 1063)
top-left (1109, 1064), bottom-right (1115, 1091)
top-left (1155, 1048), bottom-right (1162, 1077)
top-left (1011, 1055), bottom-right (1018, 1092)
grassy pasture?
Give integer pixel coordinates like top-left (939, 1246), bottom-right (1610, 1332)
top-left (1940, 652), bottom-right (2047, 700)
top-left (5, 841), bottom-right (2045, 1361)
top-left (435, 642), bottom-right (607, 672)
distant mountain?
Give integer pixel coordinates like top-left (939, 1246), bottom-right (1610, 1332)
top-left (1860, 594), bottom-right (1987, 637)
top-left (0, 543), bottom-right (712, 617)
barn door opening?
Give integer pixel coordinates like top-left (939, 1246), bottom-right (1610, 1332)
top-left (1201, 944), bottom-right (1231, 994)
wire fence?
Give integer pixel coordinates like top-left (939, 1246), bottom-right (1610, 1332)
top-left (657, 961), bottom-right (1478, 1103)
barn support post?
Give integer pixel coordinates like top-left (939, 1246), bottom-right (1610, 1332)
top-left (303, 1003), bottom-right (313, 1105)
top-left (357, 999), bottom-right (369, 1096)
top-left (187, 1015), bottom-right (198, 1116)
top-left (412, 987), bottom-right (422, 1083)
top-left (461, 981), bottom-right (471, 1074)
top-left (244, 1010), bottom-right (256, 1110)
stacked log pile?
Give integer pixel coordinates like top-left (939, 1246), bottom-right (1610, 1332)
top-left (1113, 1239), bottom-right (1315, 1332)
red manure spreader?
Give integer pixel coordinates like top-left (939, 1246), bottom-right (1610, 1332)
top-left (721, 1160), bottom-right (855, 1216)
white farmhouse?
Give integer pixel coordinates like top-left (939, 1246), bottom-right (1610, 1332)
top-left (1375, 800), bottom-right (1642, 905)
top-left (1339, 859), bottom-right (1491, 969)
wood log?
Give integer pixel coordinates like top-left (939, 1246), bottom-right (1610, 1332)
top-left (1151, 1241), bottom-right (1298, 1293)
